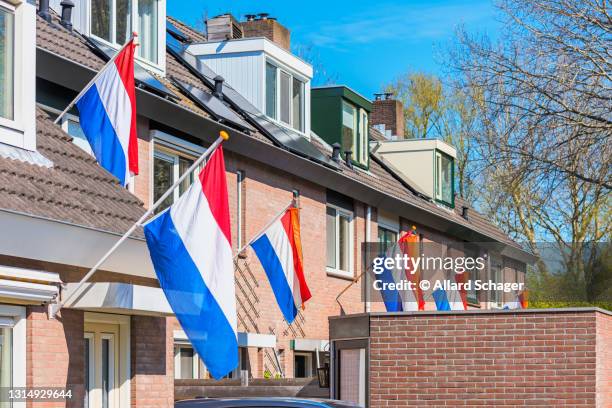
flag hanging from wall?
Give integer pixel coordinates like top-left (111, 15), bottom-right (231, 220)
top-left (250, 207), bottom-right (312, 323)
top-left (144, 146), bottom-right (238, 380)
top-left (75, 38), bottom-right (139, 186)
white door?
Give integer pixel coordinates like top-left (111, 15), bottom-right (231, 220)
top-left (84, 323), bottom-right (120, 408)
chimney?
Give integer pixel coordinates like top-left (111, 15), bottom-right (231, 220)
top-left (213, 76), bottom-right (224, 100)
top-left (38, 0), bottom-right (52, 22)
top-left (331, 143), bottom-right (341, 163)
top-left (206, 14), bottom-right (244, 41)
top-left (461, 206), bottom-right (469, 220)
top-left (241, 13), bottom-right (290, 50)
top-left (60, 0), bottom-right (75, 31)
top-left (371, 92), bottom-right (405, 139)
top-left (344, 150), bottom-right (353, 169)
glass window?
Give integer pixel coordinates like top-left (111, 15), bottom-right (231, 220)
top-left (342, 101), bottom-right (356, 155)
top-left (116, 0), bottom-right (131, 45)
top-left (137, 0), bottom-right (158, 63)
top-left (154, 146), bottom-right (197, 212)
top-left (0, 326), bottom-right (12, 401)
top-left (101, 338), bottom-right (110, 408)
top-left (265, 63), bottom-right (277, 119)
top-left (279, 71), bottom-right (291, 125)
top-left (292, 77), bottom-right (303, 132)
top-left (0, 8), bottom-right (14, 120)
top-left (358, 109), bottom-right (369, 165)
top-left (326, 206), bottom-right (353, 276)
top-left (91, 0), bottom-right (112, 42)
top-left (63, 117), bottom-right (93, 155)
top-left (435, 152), bottom-right (454, 205)
top-left (180, 347), bottom-right (194, 379)
top-left (378, 226), bottom-right (397, 254)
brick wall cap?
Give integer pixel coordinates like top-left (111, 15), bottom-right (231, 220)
top-left (329, 307), bottom-right (612, 321)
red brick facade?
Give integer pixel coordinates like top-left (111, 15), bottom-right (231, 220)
top-left (371, 99), bottom-right (405, 139)
top-left (241, 18), bottom-right (291, 50)
top-left (366, 309), bottom-right (611, 407)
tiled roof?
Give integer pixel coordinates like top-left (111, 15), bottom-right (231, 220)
top-left (0, 108), bottom-right (145, 235)
top-left (32, 13), bottom-right (523, 251)
top-left (167, 16), bottom-right (207, 43)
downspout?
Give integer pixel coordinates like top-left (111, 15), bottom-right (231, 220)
top-left (365, 205), bottom-right (372, 313)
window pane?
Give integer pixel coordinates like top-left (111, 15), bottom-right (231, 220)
top-left (102, 339), bottom-right (110, 408)
top-left (0, 9), bottom-right (14, 120)
top-left (326, 207), bottom-right (336, 268)
top-left (0, 327), bottom-right (12, 398)
top-left (178, 156), bottom-right (194, 196)
top-left (154, 155), bottom-right (174, 212)
top-left (180, 347), bottom-right (194, 379)
top-left (292, 78), bottom-right (303, 132)
top-left (441, 155), bottom-right (453, 204)
top-left (265, 63), bottom-right (277, 119)
top-left (83, 337), bottom-right (90, 408)
top-left (91, 0), bottom-right (112, 42)
top-left (341, 102), bottom-right (356, 154)
top-left (359, 110), bottom-right (368, 164)
top-left (279, 71), bottom-right (291, 124)
top-left (138, 0), bottom-right (158, 63)
top-left (339, 214), bottom-right (350, 272)
top-left (67, 119), bottom-right (93, 155)
top-left (116, 0), bottom-right (131, 45)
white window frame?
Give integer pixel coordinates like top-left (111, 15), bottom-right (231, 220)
top-left (174, 343), bottom-right (199, 380)
top-left (294, 351), bottom-right (314, 378)
top-left (0, 304), bottom-right (25, 408)
top-left (0, 0), bottom-right (36, 151)
top-left (326, 204), bottom-right (354, 279)
top-left (264, 59), bottom-right (306, 135)
top-left (358, 108), bottom-right (368, 165)
top-left (151, 134), bottom-right (203, 207)
top-left (86, 0), bottom-right (166, 74)
top-left (83, 332), bottom-right (94, 408)
top-left (236, 170), bottom-right (245, 249)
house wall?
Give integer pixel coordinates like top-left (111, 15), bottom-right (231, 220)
top-left (368, 309), bottom-right (611, 408)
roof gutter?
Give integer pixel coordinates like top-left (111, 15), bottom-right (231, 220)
top-left (36, 47), bottom-right (535, 264)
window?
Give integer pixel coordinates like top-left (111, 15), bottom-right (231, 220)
top-left (294, 352), bottom-right (314, 378)
top-left (326, 205), bottom-right (353, 277)
top-left (358, 108), bottom-right (368, 165)
top-left (61, 115), bottom-right (93, 154)
top-left (236, 170), bottom-right (245, 249)
top-left (435, 151), bottom-right (454, 206)
top-left (0, 7), bottom-right (14, 120)
top-left (341, 101), bottom-right (356, 155)
top-left (377, 226), bottom-right (397, 254)
top-left (153, 145), bottom-right (196, 212)
top-left (90, 0), bottom-right (160, 64)
top-left (174, 343), bottom-right (247, 380)
top-left (265, 62), bottom-right (277, 119)
top-left (264, 61), bottom-right (305, 132)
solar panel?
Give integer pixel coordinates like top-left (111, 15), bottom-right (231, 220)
top-left (166, 35), bottom-right (339, 169)
top-left (173, 78), bottom-right (254, 132)
top-left (166, 21), bottom-right (192, 44)
top-left (84, 36), bottom-right (179, 101)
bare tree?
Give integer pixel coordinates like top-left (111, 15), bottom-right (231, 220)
top-left (451, 0), bottom-right (612, 190)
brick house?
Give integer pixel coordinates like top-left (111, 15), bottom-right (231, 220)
top-left (0, 1), bottom-right (536, 407)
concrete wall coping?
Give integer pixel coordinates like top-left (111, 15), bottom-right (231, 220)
top-left (329, 307), bottom-right (612, 320)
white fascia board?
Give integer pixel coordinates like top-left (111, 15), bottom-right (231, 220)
top-left (293, 338), bottom-right (330, 352)
top-left (187, 38), bottom-right (313, 79)
top-left (0, 209), bottom-right (155, 279)
top-left (65, 282), bottom-right (172, 315)
top-left (375, 138), bottom-right (457, 158)
top-left (174, 329), bottom-right (277, 348)
top-left (0, 279), bottom-right (58, 303)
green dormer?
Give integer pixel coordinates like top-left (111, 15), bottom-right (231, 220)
top-left (311, 86), bottom-right (372, 169)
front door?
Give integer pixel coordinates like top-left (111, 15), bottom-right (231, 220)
top-left (84, 322), bottom-right (120, 408)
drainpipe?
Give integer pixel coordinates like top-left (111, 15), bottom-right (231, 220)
top-left (365, 205), bottom-right (372, 313)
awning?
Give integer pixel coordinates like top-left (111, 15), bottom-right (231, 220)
top-left (174, 329), bottom-right (277, 348)
top-left (65, 282), bottom-right (172, 316)
top-left (0, 265), bottom-right (60, 304)
top-left (291, 338), bottom-right (330, 352)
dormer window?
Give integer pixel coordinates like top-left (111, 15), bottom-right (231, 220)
top-left (435, 151), bottom-right (454, 206)
top-left (90, 0), bottom-right (160, 65)
top-left (265, 61), bottom-right (304, 132)
top-left (0, 7), bottom-right (13, 120)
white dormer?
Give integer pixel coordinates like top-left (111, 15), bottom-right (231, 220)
top-left (50, 0), bottom-right (166, 74)
top-left (0, 0), bottom-right (36, 151)
top-left (187, 38), bottom-right (313, 137)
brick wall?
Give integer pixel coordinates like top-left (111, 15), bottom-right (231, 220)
top-left (241, 19), bottom-right (290, 50)
top-left (368, 309), bottom-right (611, 407)
top-left (131, 315), bottom-right (174, 408)
top-left (371, 99), bottom-right (404, 139)
top-left (26, 306), bottom-right (84, 408)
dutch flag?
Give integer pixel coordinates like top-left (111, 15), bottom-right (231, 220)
top-left (250, 207), bottom-right (312, 323)
top-left (75, 39), bottom-right (139, 186)
top-left (144, 146), bottom-right (238, 380)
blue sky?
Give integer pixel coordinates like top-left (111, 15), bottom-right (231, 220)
top-left (168, 0), bottom-right (500, 98)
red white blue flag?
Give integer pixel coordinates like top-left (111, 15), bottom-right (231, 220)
top-left (144, 146), bottom-right (238, 379)
top-left (250, 207), bottom-right (312, 323)
top-left (76, 39), bottom-right (139, 186)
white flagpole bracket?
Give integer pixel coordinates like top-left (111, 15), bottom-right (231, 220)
top-left (49, 131), bottom-right (229, 319)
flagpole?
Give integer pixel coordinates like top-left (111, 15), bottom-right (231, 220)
top-left (233, 200), bottom-right (295, 260)
top-left (49, 130), bottom-right (229, 318)
top-left (53, 33), bottom-right (138, 125)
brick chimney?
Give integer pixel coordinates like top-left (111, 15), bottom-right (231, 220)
top-left (371, 92), bottom-right (405, 139)
top-left (241, 13), bottom-right (290, 50)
